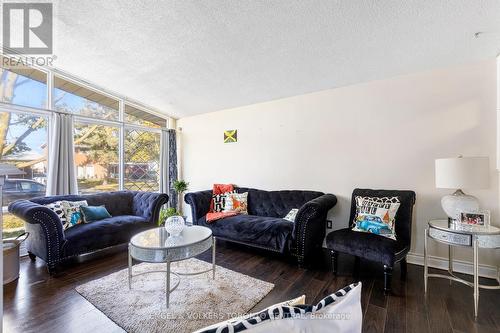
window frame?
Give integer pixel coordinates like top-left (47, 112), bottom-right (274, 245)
top-left (0, 58), bottom-right (50, 109)
top-left (0, 53), bottom-right (171, 197)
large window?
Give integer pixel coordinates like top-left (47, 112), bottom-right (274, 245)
top-left (1, 59), bottom-right (47, 109)
top-left (125, 104), bottom-right (166, 128)
top-left (124, 129), bottom-right (160, 191)
top-left (0, 56), bottom-right (169, 239)
top-left (0, 111), bottom-right (48, 239)
top-left (54, 76), bottom-right (119, 120)
top-left (74, 123), bottom-right (119, 193)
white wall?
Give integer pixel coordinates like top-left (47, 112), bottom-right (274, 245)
top-left (179, 59), bottom-right (499, 269)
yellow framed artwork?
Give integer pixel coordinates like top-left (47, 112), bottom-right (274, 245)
top-left (224, 130), bottom-right (237, 143)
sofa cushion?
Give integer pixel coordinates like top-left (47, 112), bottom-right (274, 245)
top-left (198, 214), bottom-right (293, 253)
top-left (63, 215), bottom-right (151, 257)
top-left (326, 228), bottom-right (407, 267)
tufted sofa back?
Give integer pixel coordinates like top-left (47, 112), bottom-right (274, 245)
top-left (30, 191), bottom-right (135, 216)
top-left (236, 187), bottom-right (324, 218)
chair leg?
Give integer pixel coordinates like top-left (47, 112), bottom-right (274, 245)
top-left (28, 252), bottom-right (36, 261)
top-left (400, 258), bottom-right (407, 280)
top-left (353, 256), bottom-right (360, 278)
top-left (384, 265), bottom-right (393, 294)
top-left (330, 250), bottom-right (338, 275)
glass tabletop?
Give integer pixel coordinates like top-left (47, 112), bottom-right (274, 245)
top-left (429, 219), bottom-right (500, 235)
top-left (130, 225), bottom-right (212, 250)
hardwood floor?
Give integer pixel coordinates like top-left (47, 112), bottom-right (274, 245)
top-left (3, 241), bottom-right (500, 333)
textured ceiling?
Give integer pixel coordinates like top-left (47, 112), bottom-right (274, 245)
top-left (52, 0), bottom-right (500, 118)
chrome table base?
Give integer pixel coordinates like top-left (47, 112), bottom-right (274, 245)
top-left (128, 236), bottom-right (216, 308)
top-left (424, 222), bottom-right (500, 318)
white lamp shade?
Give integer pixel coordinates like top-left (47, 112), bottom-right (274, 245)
top-left (435, 157), bottom-right (489, 189)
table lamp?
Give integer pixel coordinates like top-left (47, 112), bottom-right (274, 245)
top-left (435, 156), bottom-right (489, 222)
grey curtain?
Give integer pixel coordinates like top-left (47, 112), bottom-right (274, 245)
top-left (47, 113), bottom-right (78, 195)
top-left (160, 130), bottom-right (168, 194)
top-left (160, 129), bottom-right (178, 208)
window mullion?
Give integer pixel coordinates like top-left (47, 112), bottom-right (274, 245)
top-left (119, 100), bottom-right (125, 191)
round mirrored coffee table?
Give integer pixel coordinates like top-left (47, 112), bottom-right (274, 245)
top-left (128, 225), bottom-right (216, 308)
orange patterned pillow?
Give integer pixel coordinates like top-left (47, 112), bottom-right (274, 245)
top-left (206, 211), bottom-right (238, 223)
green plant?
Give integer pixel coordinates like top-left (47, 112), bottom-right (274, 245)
top-left (172, 179), bottom-right (189, 215)
top-left (173, 180), bottom-right (189, 194)
top-left (158, 207), bottom-right (181, 226)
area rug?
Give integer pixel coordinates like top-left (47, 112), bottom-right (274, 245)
top-left (75, 258), bottom-right (274, 333)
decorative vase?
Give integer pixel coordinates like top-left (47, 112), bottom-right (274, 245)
top-left (164, 215), bottom-right (185, 237)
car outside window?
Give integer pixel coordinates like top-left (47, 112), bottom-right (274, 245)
top-left (3, 181), bottom-right (17, 191)
top-left (20, 182), bottom-right (33, 191)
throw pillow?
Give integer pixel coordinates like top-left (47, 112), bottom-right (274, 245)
top-left (210, 184), bottom-right (235, 212)
top-left (206, 211), bottom-right (238, 223)
top-left (61, 200), bottom-right (88, 229)
top-left (45, 201), bottom-right (68, 229)
top-left (80, 205), bottom-right (112, 223)
top-left (223, 192), bottom-right (248, 214)
top-left (194, 283), bottom-right (362, 333)
top-left (212, 193), bottom-right (230, 212)
top-left (283, 208), bottom-right (299, 222)
top-left (352, 196), bottom-right (400, 240)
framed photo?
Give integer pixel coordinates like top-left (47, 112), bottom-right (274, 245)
top-left (458, 210), bottom-right (490, 227)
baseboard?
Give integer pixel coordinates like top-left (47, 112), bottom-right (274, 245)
top-left (406, 252), bottom-right (499, 280)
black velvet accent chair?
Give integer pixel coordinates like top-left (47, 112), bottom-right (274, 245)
top-left (8, 191), bottom-right (168, 274)
top-left (185, 187), bottom-right (337, 266)
top-left (326, 189), bottom-right (416, 293)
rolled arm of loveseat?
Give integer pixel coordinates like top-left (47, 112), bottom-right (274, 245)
top-left (293, 194), bottom-right (337, 265)
top-left (8, 200), bottom-right (66, 266)
top-left (132, 192), bottom-right (169, 224)
top-left (184, 190), bottom-right (212, 224)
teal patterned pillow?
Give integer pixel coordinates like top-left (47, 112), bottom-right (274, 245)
top-left (61, 200), bottom-right (88, 229)
top-left (80, 205), bottom-right (112, 223)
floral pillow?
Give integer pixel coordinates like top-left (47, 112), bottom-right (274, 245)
top-left (61, 200), bottom-right (88, 229)
top-left (223, 192), bottom-right (248, 214)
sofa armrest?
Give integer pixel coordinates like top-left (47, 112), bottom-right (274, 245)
top-left (184, 190), bottom-right (212, 224)
top-left (8, 200), bottom-right (66, 266)
top-left (132, 192), bottom-right (169, 223)
top-left (293, 194), bottom-right (337, 264)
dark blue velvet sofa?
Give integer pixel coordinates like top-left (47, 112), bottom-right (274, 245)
top-left (184, 187), bottom-right (337, 266)
top-left (8, 191), bottom-right (168, 274)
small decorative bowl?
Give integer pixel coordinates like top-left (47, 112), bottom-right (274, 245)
top-left (164, 215), bottom-right (185, 237)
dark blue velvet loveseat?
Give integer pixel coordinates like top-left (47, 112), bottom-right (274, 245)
top-left (185, 187), bottom-right (337, 266)
top-left (8, 191), bottom-right (168, 274)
